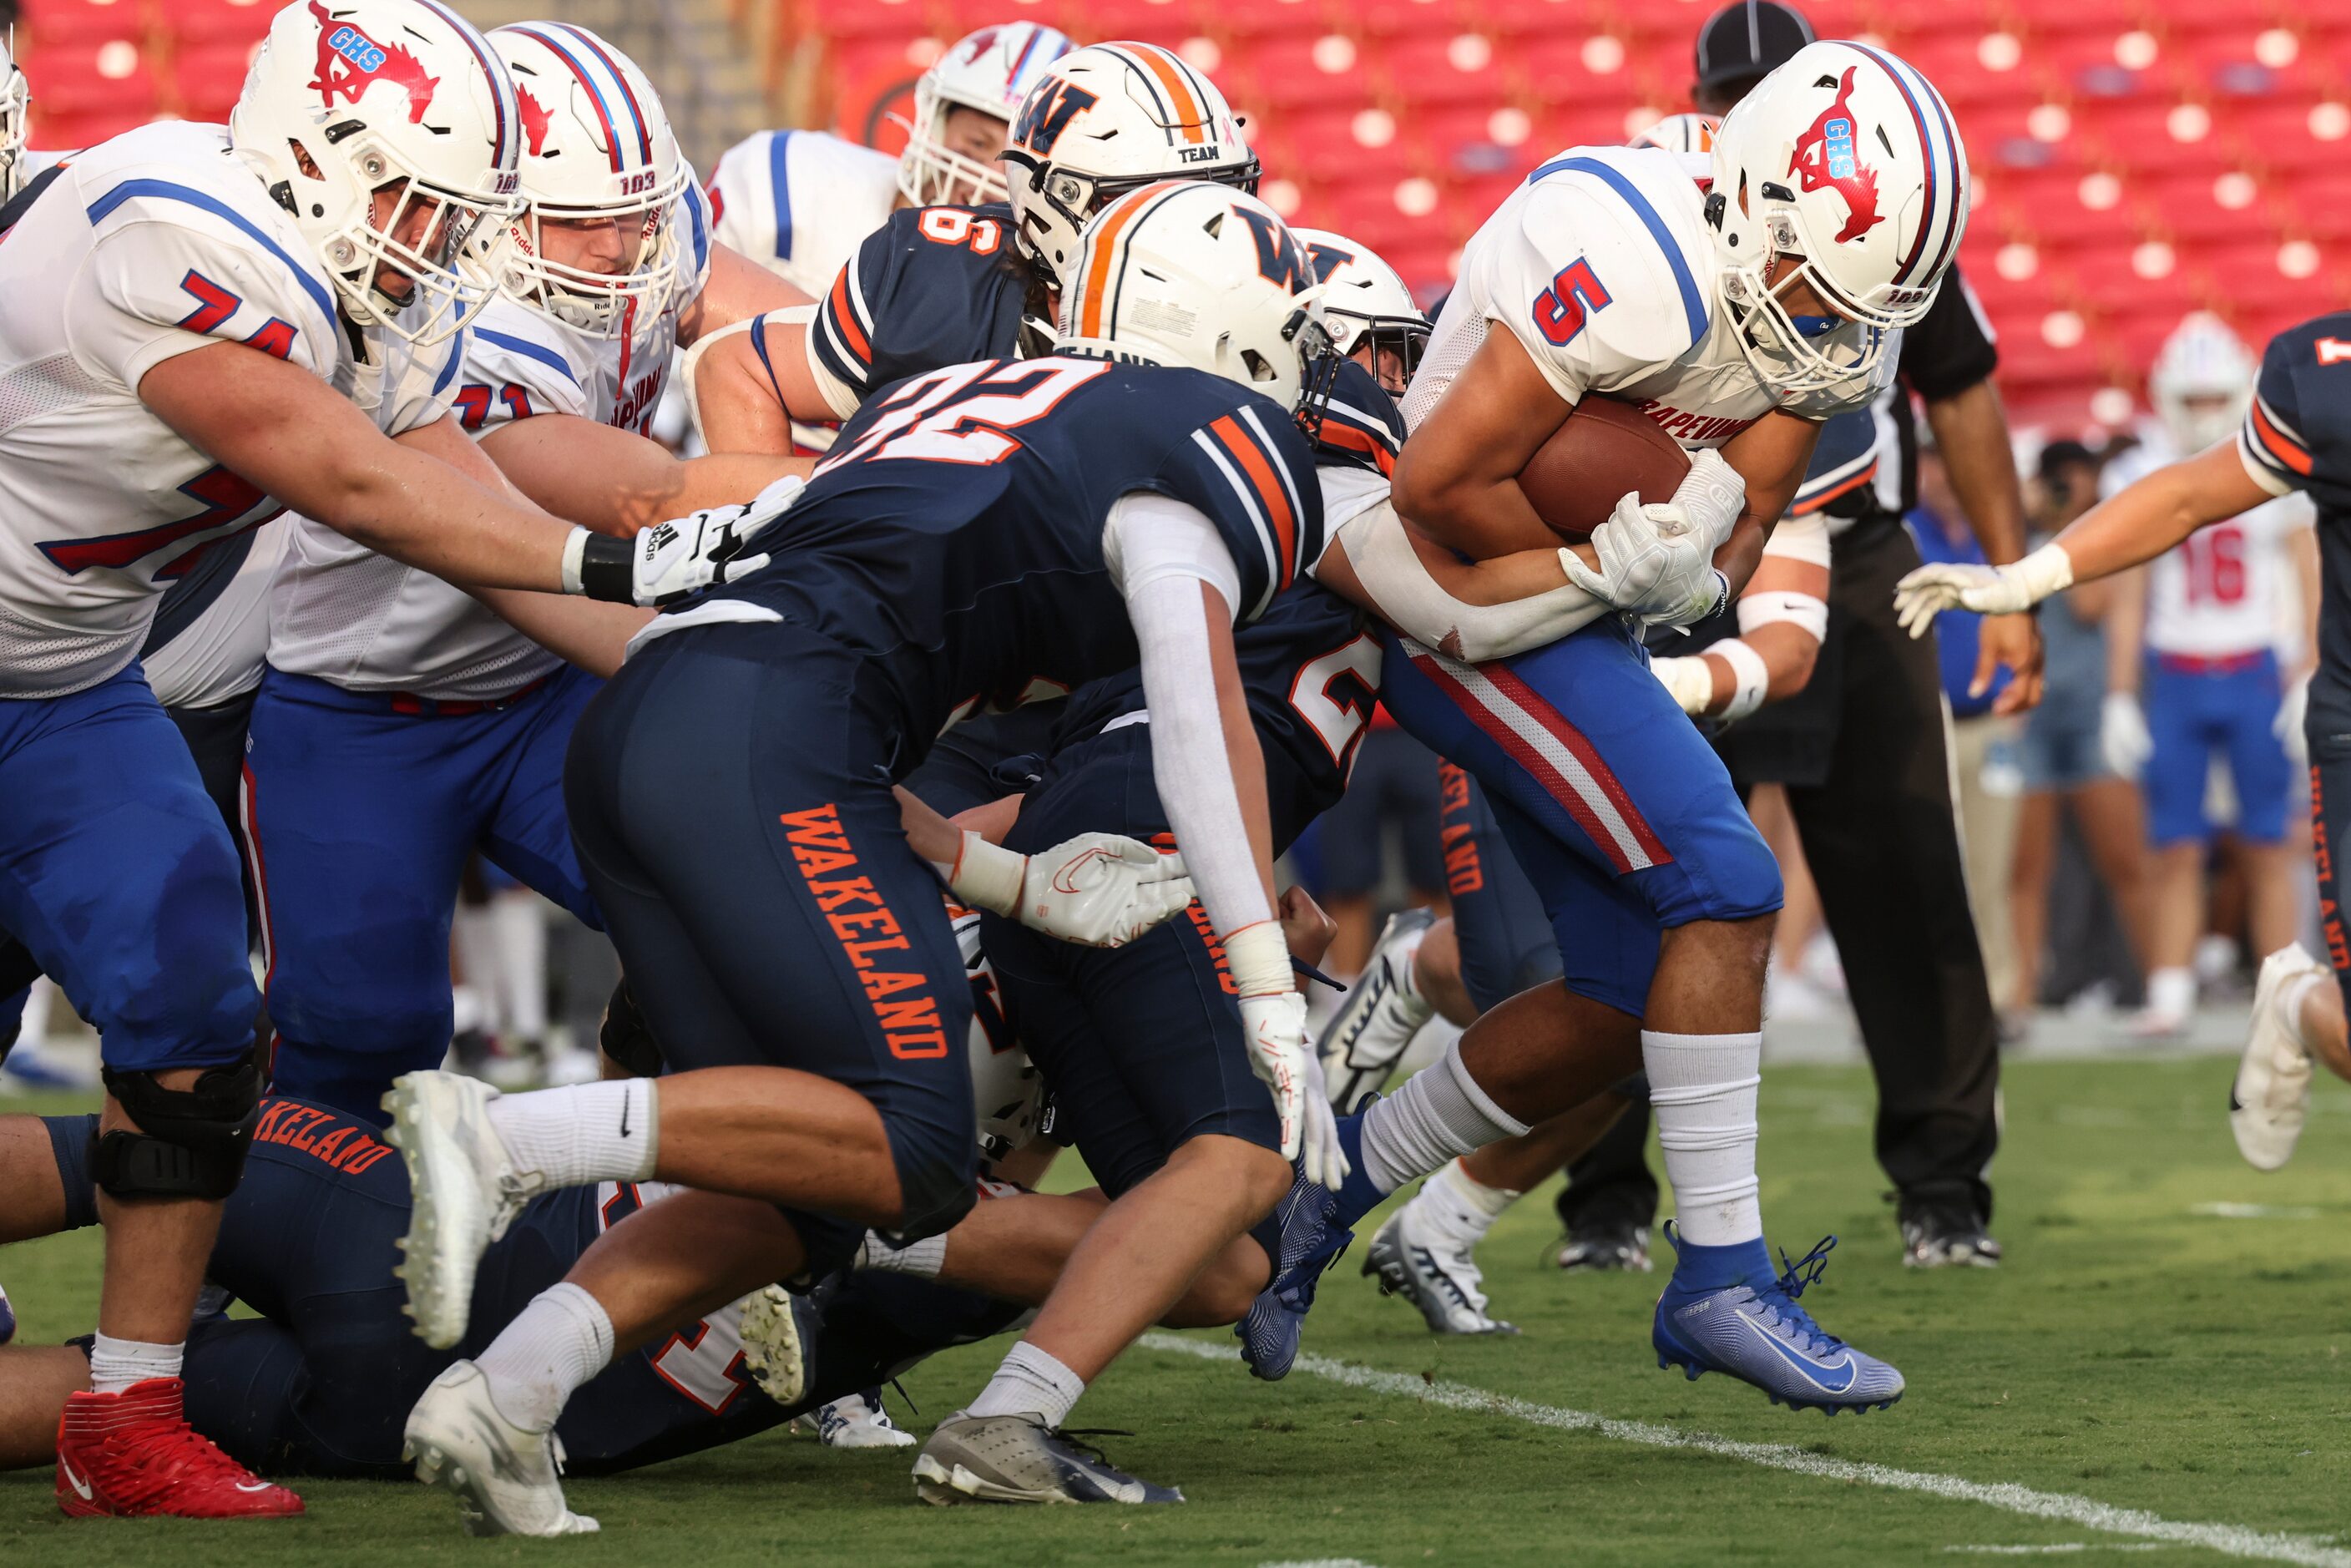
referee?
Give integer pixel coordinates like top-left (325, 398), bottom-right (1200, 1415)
top-left (1554, 0), bottom-right (2046, 1269)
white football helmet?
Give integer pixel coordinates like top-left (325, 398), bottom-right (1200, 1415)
top-left (0, 33), bottom-right (28, 204)
top-left (1292, 227), bottom-right (1428, 383)
top-left (2150, 311), bottom-right (2257, 454)
top-left (1004, 43), bottom-right (1260, 287)
top-left (897, 21), bottom-right (1076, 210)
top-left (1056, 181), bottom-right (1329, 417)
top-left (490, 23), bottom-right (687, 337)
top-left (1630, 111), bottom-right (1721, 154)
top-left (231, 0), bottom-right (523, 346)
top-left (1708, 41), bottom-right (1968, 395)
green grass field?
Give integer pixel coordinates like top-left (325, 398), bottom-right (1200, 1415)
top-left (4, 1053), bottom-right (2351, 1565)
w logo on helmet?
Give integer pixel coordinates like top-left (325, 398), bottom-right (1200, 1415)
top-left (306, 0), bottom-right (438, 123)
top-left (1790, 67), bottom-right (1883, 245)
top-left (1013, 78), bottom-right (1099, 156)
top-left (1233, 205), bottom-right (1309, 292)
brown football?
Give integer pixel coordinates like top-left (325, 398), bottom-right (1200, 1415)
top-left (1518, 395), bottom-right (1692, 544)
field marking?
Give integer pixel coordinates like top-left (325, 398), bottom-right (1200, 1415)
top-left (2190, 1203), bottom-right (2319, 1220)
top-left (1257, 1560), bottom-right (1384, 1567)
top-left (1138, 1334), bottom-right (2351, 1568)
top-left (1944, 1548), bottom-right (2174, 1556)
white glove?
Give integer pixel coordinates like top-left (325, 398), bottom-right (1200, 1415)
top-left (1893, 542), bottom-right (2075, 637)
top-left (2101, 690), bottom-right (2153, 779)
top-left (1650, 654), bottom-right (1716, 716)
top-left (946, 830), bottom-right (1196, 948)
top-left (1241, 989), bottom-right (1348, 1186)
top-left (1561, 491), bottom-right (1725, 629)
top-left (2277, 673), bottom-right (2310, 763)
top-left (572, 475), bottom-right (800, 607)
top-left (1668, 448), bottom-right (1748, 553)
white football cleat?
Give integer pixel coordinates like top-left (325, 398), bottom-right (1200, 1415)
top-left (2232, 944), bottom-right (2324, 1171)
top-left (403, 1361), bottom-right (597, 1538)
top-left (1363, 1204), bottom-right (1516, 1337)
top-left (796, 1389), bottom-right (914, 1449)
top-left (381, 1071), bottom-right (543, 1349)
top-left (1318, 908), bottom-right (1436, 1112)
top-left (736, 1285), bottom-right (811, 1406)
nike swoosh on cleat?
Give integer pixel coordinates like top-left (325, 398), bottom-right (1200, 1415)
top-left (60, 1458), bottom-right (94, 1501)
top-left (1731, 1312), bottom-right (1859, 1394)
top-left (234, 1481), bottom-right (275, 1493)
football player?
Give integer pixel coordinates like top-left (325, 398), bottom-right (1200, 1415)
top-left (1294, 226), bottom-right (1432, 397)
top-left (1897, 308), bottom-right (2351, 1175)
top-left (0, 0), bottom-right (767, 1517)
top-left (2096, 315), bottom-right (2317, 1037)
top-left (245, 22), bottom-right (806, 1122)
top-left (705, 22), bottom-right (1076, 299)
top-left (0, 33), bottom-right (25, 202)
top-left (377, 181), bottom-right (1349, 1535)
top-left (1236, 42), bottom-right (1969, 1414)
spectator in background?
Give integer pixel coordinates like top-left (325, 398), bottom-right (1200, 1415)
top-left (2101, 316), bottom-right (2321, 1034)
top-left (2010, 441), bottom-right (2157, 1013)
top-left (1909, 444), bottom-right (2023, 1027)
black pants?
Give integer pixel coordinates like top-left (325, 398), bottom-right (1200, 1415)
top-left (1562, 518), bottom-right (2002, 1226)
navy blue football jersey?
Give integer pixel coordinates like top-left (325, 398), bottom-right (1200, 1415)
top-left (699, 356), bottom-right (1326, 766)
top-left (1314, 357), bottom-right (1408, 478)
top-left (1054, 584), bottom-right (1377, 853)
top-left (811, 203), bottom-right (1029, 407)
top-left (2241, 312), bottom-right (2351, 518)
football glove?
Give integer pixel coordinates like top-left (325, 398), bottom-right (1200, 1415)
top-left (2101, 690), bottom-right (2153, 780)
top-left (947, 830), bottom-right (1195, 948)
top-left (1228, 923), bottom-right (1348, 1186)
top-left (1893, 542), bottom-right (2075, 636)
top-left (1561, 493), bottom-right (1726, 630)
top-left (567, 476), bottom-right (804, 606)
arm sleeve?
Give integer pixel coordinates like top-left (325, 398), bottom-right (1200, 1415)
top-left (1105, 493), bottom-right (1272, 939)
top-left (2240, 330), bottom-right (2316, 498)
top-left (1898, 266), bottom-right (2000, 401)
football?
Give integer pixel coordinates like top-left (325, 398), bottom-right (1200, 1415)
top-left (1516, 395), bottom-right (1691, 544)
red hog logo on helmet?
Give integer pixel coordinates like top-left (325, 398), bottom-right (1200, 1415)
top-left (1789, 66), bottom-right (1883, 245)
top-left (516, 83), bottom-right (552, 156)
top-left (306, 0), bottom-right (440, 124)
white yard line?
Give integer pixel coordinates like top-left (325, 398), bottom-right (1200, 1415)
top-left (1139, 1333), bottom-right (2348, 1568)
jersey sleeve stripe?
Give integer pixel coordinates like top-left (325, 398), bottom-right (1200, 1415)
top-left (1791, 458), bottom-right (1876, 515)
top-left (1527, 156), bottom-right (1707, 344)
top-left (1189, 428), bottom-right (1281, 617)
top-left (474, 326), bottom-right (580, 385)
top-left (1315, 416), bottom-right (1399, 475)
top-left (766, 131), bottom-right (795, 260)
top-left (826, 266), bottom-right (872, 367)
top-left (84, 180), bottom-right (338, 328)
top-left (1238, 403), bottom-right (1314, 561)
top-left (2247, 393), bottom-right (2313, 478)
top-left (432, 333), bottom-right (465, 396)
top-left (1211, 412), bottom-right (1299, 590)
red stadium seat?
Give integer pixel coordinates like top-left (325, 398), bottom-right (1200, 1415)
top-left (23, 44), bottom-right (157, 120)
top-left (1514, 36), bottom-right (1642, 108)
top-left (2133, 173), bottom-right (2276, 242)
top-left (933, 0), bottom-right (1064, 38)
top-left (1411, 104), bottom-right (1535, 176)
top-left (161, 0), bottom-right (275, 51)
top-left (1352, 0), bottom-right (1464, 41)
top-left (1077, 0), bottom-right (1206, 43)
top-left (1476, 0), bottom-right (1605, 43)
top-left (174, 42), bottom-right (259, 120)
top-left (808, 0), bottom-right (931, 40)
top-left (30, 108), bottom-right (152, 151)
top-left (1898, 37), bottom-right (2039, 109)
top-left (1371, 34), bottom-right (1504, 109)
top-left (1220, 0), bottom-right (1333, 43)
top-left (1225, 36), bottom-right (1368, 114)
top-left (21, 0), bottom-right (144, 52)
top-left (1874, 0), bottom-right (2000, 37)
top-left (1266, 105), bottom-right (1412, 185)
top-left (2220, 99), bottom-right (2351, 171)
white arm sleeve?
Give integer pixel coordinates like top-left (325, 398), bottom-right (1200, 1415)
top-left (1335, 498), bottom-right (1611, 661)
top-left (1105, 493), bottom-right (1271, 941)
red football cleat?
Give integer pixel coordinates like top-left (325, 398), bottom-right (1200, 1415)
top-left (55, 1378), bottom-right (304, 1519)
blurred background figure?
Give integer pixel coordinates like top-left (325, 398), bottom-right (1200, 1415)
top-left (2009, 441), bottom-right (2156, 1017)
top-left (2101, 316), bottom-right (2319, 1035)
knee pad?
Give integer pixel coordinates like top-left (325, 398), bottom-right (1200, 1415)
top-left (599, 977), bottom-right (665, 1079)
top-left (94, 1054), bottom-right (264, 1201)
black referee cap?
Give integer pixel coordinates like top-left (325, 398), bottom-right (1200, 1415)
top-left (1693, 1), bottom-right (1816, 96)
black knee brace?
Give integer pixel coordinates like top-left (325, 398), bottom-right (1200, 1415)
top-left (94, 1055), bottom-right (264, 1200)
top-left (599, 976), bottom-right (665, 1080)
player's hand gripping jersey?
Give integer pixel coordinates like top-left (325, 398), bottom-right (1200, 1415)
top-left (655, 355), bottom-right (1327, 761)
top-left (0, 123), bottom-right (456, 698)
top-left (267, 179), bottom-right (712, 703)
top-left (1403, 145), bottom-right (1894, 445)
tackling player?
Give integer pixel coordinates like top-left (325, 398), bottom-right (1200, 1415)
top-left (1896, 309), bottom-right (2351, 1176)
top-left (1240, 42), bottom-right (1970, 1413)
top-left (0, 0), bottom-right (768, 1516)
top-left (245, 22), bottom-right (806, 1120)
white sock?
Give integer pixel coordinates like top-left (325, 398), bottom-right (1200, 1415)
top-left (2146, 966), bottom-right (2197, 1019)
top-left (88, 1333), bottom-right (182, 1395)
top-left (1360, 1037), bottom-right (1529, 1194)
top-left (1644, 1029), bottom-right (1762, 1247)
top-left (964, 1340), bottom-right (1085, 1428)
top-left (2279, 970), bottom-right (2328, 1054)
top-left (488, 1080), bottom-right (658, 1186)
top-left (476, 1282), bottom-right (615, 1433)
top-left (1414, 1159), bottom-right (1519, 1248)
top-left (855, 1231), bottom-right (946, 1277)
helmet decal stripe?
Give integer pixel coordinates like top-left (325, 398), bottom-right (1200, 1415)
top-left (553, 23), bottom-right (655, 169)
top-left (1007, 26), bottom-right (1045, 95)
top-left (1097, 46), bottom-right (1176, 140)
top-left (1126, 43), bottom-right (1209, 144)
top-left (1078, 180), bottom-right (1183, 338)
top-left (507, 24), bottom-right (629, 173)
top-left (412, 0), bottom-right (513, 166)
top-left (1843, 43), bottom-right (1958, 287)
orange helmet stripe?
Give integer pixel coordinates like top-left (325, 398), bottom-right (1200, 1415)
top-left (1076, 180), bottom-right (1183, 340)
top-left (1111, 42), bottom-right (1210, 145)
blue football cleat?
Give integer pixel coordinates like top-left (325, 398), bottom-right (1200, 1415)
top-left (0, 1280), bottom-right (15, 1346)
top-left (1651, 1229), bottom-right (1904, 1414)
top-left (1235, 1174), bottom-right (1352, 1381)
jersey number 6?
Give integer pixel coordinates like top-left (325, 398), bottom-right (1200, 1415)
top-left (1532, 259), bottom-right (1610, 347)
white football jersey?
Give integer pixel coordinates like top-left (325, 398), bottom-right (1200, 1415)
top-left (707, 129), bottom-right (900, 299)
top-left (0, 122), bottom-right (453, 700)
top-left (2105, 432), bottom-right (2314, 660)
top-left (1402, 146), bottom-right (1889, 446)
top-left (141, 519), bottom-right (290, 711)
top-left (269, 180), bottom-right (715, 702)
